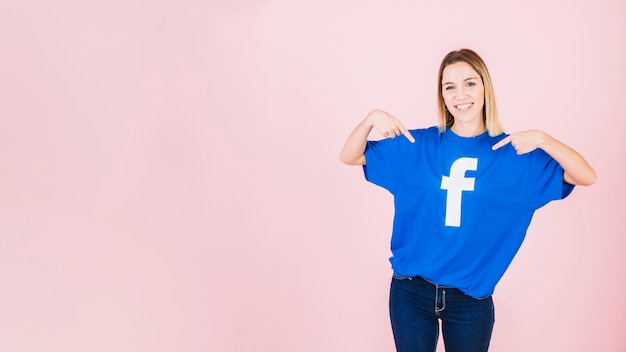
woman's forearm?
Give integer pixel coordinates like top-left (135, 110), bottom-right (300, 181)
top-left (492, 130), bottom-right (596, 186)
top-left (539, 132), bottom-right (597, 186)
top-left (339, 110), bottom-right (415, 166)
top-left (339, 117), bottom-right (374, 166)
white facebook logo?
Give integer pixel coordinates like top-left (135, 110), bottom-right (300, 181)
top-left (440, 157), bottom-right (478, 227)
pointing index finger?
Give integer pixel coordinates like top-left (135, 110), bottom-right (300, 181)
top-left (400, 126), bottom-right (415, 143)
top-left (492, 136), bottom-right (511, 150)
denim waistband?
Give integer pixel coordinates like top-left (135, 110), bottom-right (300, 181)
top-left (393, 274), bottom-right (462, 291)
top-left (392, 273), bottom-right (490, 299)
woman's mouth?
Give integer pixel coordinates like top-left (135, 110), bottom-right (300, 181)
top-left (455, 103), bottom-right (473, 111)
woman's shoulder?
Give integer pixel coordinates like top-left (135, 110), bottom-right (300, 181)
top-left (407, 126), bottom-right (440, 139)
top-left (408, 126), bottom-right (439, 133)
top-left (370, 126), bottom-right (438, 146)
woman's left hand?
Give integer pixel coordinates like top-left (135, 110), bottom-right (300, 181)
top-left (491, 130), bottom-right (546, 155)
top-left (492, 129), bottom-right (596, 185)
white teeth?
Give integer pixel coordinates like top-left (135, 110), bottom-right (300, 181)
top-left (456, 103), bottom-right (472, 110)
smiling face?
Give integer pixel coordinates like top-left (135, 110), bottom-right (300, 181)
top-left (441, 61), bottom-right (485, 134)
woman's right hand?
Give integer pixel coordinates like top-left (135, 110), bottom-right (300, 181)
top-left (365, 110), bottom-right (415, 143)
top-left (340, 109), bottom-right (414, 165)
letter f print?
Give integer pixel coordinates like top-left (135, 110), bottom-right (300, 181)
top-left (440, 157), bottom-right (478, 227)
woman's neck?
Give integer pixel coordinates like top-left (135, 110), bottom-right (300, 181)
top-left (450, 123), bottom-right (486, 138)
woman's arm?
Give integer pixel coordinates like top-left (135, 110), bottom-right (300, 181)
top-left (492, 130), bottom-right (597, 186)
top-left (339, 110), bottom-right (415, 166)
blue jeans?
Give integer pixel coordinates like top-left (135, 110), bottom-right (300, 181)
top-left (389, 275), bottom-right (495, 352)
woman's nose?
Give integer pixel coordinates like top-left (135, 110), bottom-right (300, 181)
top-left (455, 87), bottom-right (467, 99)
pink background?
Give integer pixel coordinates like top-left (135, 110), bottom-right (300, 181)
top-left (1, 1), bottom-right (624, 351)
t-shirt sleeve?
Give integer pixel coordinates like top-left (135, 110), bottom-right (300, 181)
top-left (363, 137), bottom-right (407, 194)
top-left (527, 149), bottom-right (575, 209)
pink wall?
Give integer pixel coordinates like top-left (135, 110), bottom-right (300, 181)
top-left (1, 1), bottom-right (624, 351)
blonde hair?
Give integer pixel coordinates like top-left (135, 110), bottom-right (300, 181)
top-left (436, 49), bottom-right (504, 136)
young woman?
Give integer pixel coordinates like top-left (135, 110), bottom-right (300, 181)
top-left (339, 49), bottom-right (596, 352)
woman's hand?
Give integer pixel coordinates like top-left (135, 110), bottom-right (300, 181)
top-left (491, 130), bottom-right (546, 155)
top-left (339, 110), bottom-right (414, 165)
top-left (366, 110), bottom-right (415, 142)
top-left (492, 130), bottom-right (596, 186)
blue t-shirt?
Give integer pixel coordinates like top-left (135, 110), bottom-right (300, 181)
top-left (363, 126), bottom-right (574, 298)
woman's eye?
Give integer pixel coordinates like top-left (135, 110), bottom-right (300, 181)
top-left (445, 86), bottom-right (454, 90)
top-left (466, 82), bottom-right (476, 87)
